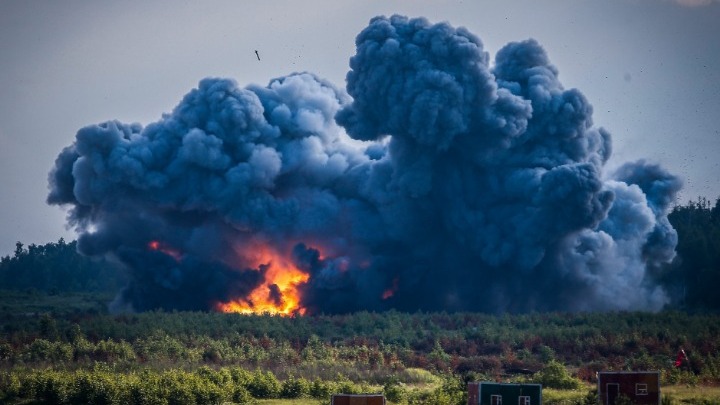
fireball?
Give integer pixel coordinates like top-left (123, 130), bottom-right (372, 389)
top-left (216, 243), bottom-right (310, 316)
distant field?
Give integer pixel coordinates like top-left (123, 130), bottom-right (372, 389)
top-left (663, 384), bottom-right (720, 403)
top-left (230, 386), bottom-right (720, 404)
top-left (0, 289), bottom-right (112, 316)
top-left (2, 290), bottom-right (720, 405)
top-left (256, 400), bottom-right (321, 405)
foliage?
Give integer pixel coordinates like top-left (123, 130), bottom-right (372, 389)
top-left (281, 375), bottom-right (310, 399)
top-left (0, 238), bottom-right (125, 293)
top-left (2, 293), bottom-right (720, 386)
top-left (383, 380), bottom-right (407, 403)
top-left (661, 197), bottom-right (720, 311)
top-left (248, 370), bottom-right (282, 399)
top-left (542, 388), bottom-right (589, 405)
top-left (1, 282), bottom-right (720, 403)
top-left (1, 198), bottom-right (720, 405)
top-left (533, 360), bottom-right (583, 390)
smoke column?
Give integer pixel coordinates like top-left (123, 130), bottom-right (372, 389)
top-left (48, 15), bottom-right (681, 313)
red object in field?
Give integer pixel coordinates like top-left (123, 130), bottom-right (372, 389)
top-left (674, 349), bottom-right (688, 367)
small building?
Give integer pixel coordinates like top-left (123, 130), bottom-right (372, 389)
top-left (468, 382), bottom-right (542, 405)
top-left (597, 371), bottom-right (660, 405)
top-left (331, 393), bottom-right (386, 405)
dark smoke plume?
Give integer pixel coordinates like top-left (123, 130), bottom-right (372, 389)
top-left (48, 15), bottom-right (681, 313)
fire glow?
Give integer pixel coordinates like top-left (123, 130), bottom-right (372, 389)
top-left (215, 244), bottom-right (310, 316)
top-left (148, 240), bottom-right (182, 261)
top-left (382, 277), bottom-right (399, 300)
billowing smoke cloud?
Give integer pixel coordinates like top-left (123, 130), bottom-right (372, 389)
top-left (48, 15), bottom-right (681, 313)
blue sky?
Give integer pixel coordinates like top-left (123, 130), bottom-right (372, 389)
top-left (1, 0), bottom-right (719, 256)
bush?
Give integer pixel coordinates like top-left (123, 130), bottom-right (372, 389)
top-left (160, 370), bottom-right (196, 405)
top-left (309, 378), bottom-right (333, 399)
top-left (401, 368), bottom-right (441, 385)
top-left (232, 385), bottom-right (253, 404)
top-left (281, 375), bottom-right (310, 398)
top-left (33, 370), bottom-right (70, 405)
top-left (247, 370), bottom-right (281, 398)
top-left (0, 371), bottom-right (22, 401)
top-left (583, 388), bottom-right (598, 405)
top-left (26, 339), bottom-right (73, 362)
top-left (69, 370), bottom-right (122, 405)
top-left (0, 343), bottom-right (14, 361)
top-left (383, 381), bottom-right (407, 403)
top-left (227, 366), bottom-right (252, 385)
top-left (94, 339), bottom-right (136, 362)
top-left (534, 360), bottom-right (583, 390)
top-left (125, 371), bottom-right (167, 405)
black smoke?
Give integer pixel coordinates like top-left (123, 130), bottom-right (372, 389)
top-left (48, 15), bottom-right (681, 313)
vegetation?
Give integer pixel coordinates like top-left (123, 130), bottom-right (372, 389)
top-left (0, 291), bottom-right (719, 403)
top-left (0, 198), bottom-right (719, 403)
top-left (3, 197), bottom-right (719, 311)
top-left (0, 239), bottom-right (125, 293)
top-left (659, 196), bottom-right (720, 311)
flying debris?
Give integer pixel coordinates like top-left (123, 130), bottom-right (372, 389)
top-left (47, 15), bottom-right (682, 315)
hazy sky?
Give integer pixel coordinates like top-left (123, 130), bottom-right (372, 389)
top-left (1, 0), bottom-right (719, 256)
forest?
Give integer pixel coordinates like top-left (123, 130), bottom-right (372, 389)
top-left (0, 198), bottom-right (718, 404)
top-left (3, 197), bottom-right (718, 311)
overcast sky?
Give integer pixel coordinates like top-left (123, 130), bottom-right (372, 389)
top-left (1, 0), bottom-right (719, 257)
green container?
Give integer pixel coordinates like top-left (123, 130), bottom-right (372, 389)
top-left (468, 382), bottom-right (542, 405)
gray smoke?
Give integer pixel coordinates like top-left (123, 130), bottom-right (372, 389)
top-left (48, 15), bottom-right (681, 313)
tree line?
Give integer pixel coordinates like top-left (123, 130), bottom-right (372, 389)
top-left (2, 198), bottom-right (719, 311)
top-left (0, 239), bottom-right (124, 293)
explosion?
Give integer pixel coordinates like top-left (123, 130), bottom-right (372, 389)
top-left (215, 244), bottom-right (310, 315)
top-left (48, 15), bottom-right (681, 314)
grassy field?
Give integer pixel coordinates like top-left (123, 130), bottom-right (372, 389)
top-left (0, 289), bottom-right (112, 316)
top-left (662, 384), bottom-right (720, 404)
top-left (3, 291), bottom-right (720, 405)
top-left (250, 386), bottom-right (720, 404)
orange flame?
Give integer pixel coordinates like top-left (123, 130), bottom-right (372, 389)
top-left (216, 244), bottom-right (310, 316)
top-left (382, 277), bottom-right (400, 300)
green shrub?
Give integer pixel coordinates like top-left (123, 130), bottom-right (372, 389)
top-left (33, 370), bottom-right (70, 405)
top-left (534, 360), bottom-right (583, 390)
top-left (661, 394), bottom-right (676, 405)
top-left (583, 388), bottom-right (598, 405)
top-left (228, 366), bottom-right (253, 387)
top-left (309, 377), bottom-right (333, 399)
top-left (125, 371), bottom-right (167, 405)
top-left (94, 339), bottom-right (136, 362)
top-left (191, 380), bottom-right (226, 405)
top-left (0, 371), bottom-right (22, 401)
top-left (26, 339), bottom-right (73, 362)
top-left (401, 367), bottom-right (441, 385)
top-left (69, 370), bottom-right (122, 405)
top-left (383, 381), bottom-right (407, 403)
top-left (159, 370), bottom-right (196, 405)
top-left (0, 342), bottom-right (14, 361)
top-left (335, 377), bottom-right (363, 395)
top-left (232, 385), bottom-right (253, 404)
top-left (281, 375), bottom-right (310, 398)
top-left (247, 370), bottom-right (281, 398)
